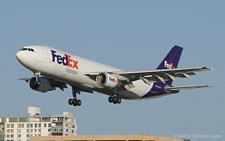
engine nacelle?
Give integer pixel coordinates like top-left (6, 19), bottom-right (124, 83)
top-left (96, 72), bottom-right (121, 88)
top-left (29, 77), bottom-right (54, 93)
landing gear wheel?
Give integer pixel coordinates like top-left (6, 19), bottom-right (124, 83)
top-left (77, 100), bottom-right (82, 106)
top-left (109, 96), bottom-right (122, 104)
top-left (68, 86), bottom-right (82, 107)
top-left (72, 99), bottom-right (77, 106)
top-left (68, 99), bottom-right (73, 105)
top-left (108, 97), bottom-right (113, 103)
top-left (70, 99), bottom-right (82, 106)
top-left (113, 97), bottom-right (117, 103)
top-left (117, 98), bottom-right (121, 104)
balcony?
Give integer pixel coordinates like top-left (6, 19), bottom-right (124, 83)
top-left (51, 126), bottom-right (63, 133)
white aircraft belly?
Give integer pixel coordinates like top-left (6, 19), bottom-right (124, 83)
top-left (117, 80), bottom-right (153, 99)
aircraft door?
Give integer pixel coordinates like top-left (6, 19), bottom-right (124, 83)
top-left (42, 48), bottom-right (51, 66)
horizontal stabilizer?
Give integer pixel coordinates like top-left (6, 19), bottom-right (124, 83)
top-left (166, 85), bottom-right (211, 91)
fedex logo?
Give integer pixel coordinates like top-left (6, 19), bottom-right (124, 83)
top-left (164, 61), bottom-right (176, 69)
top-left (51, 50), bottom-right (79, 69)
top-left (109, 77), bottom-right (117, 83)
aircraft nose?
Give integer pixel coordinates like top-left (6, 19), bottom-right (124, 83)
top-left (16, 51), bottom-right (26, 65)
top-left (16, 51), bottom-right (22, 61)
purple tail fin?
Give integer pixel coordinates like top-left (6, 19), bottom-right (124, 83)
top-left (156, 45), bottom-right (183, 85)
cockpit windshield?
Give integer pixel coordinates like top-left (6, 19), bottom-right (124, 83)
top-left (20, 48), bottom-right (35, 52)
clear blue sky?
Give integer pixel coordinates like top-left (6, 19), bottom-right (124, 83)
top-left (0, 1), bottom-right (224, 141)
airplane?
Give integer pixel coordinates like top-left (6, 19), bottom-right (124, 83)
top-left (16, 45), bottom-right (213, 106)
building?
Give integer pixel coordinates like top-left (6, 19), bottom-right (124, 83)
top-left (0, 107), bottom-right (77, 141)
top-left (31, 135), bottom-right (186, 141)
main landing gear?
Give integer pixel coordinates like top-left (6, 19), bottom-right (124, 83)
top-left (68, 86), bottom-right (82, 106)
top-left (108, 96), bottom-right (122, 104)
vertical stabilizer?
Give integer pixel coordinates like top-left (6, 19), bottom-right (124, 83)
top-left (156, 45), bottom-right (183, 85)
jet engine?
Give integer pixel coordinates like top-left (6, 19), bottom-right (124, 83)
top-left (29, 77), bottom-right (54, 93)
top-left (96, 72), bottom-right (121, 88)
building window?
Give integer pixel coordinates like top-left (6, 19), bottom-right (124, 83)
top-left (30, 124), bottom-right (33, 128)
top-left (27, 129), bottom-right (29, 133)
top-left (27, 134), bottom-right (29, 138)
top-left (42, 117), bottom-right (50, 122)
top-left (7, 129), bottom-right (10, 133)
top-left (9, 117), bottom-right (17, 122)
top-left (48, 123), bottom-right (51, 127)
top-left (18, 134), bottom-right (21, 138)
top-left (35, 124), bottom-right (37, 128)
top-left (19, 124), bottom-right (24, 128)
top-left (38, 129), bottom-right (41, 132)
top-left (10, 129), bottom-right (14, 133)
top-left (27, 124), bottom-right (29, 128)
top-left (11, 124), bottom-right (14, 128)
top-left (19, 117), bottom-right (28, 122)
top-left (11, 134), bottom-right (14, 138)
top-left (38, 124), bottom-right (41, 128)
top-left (7, 124), bottom-right (10, 128)
top-left (18, 129), bottom-right (21, 133)
top-left (44, 123), bottom-right (47, 127)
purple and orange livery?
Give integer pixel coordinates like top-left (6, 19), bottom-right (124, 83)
top-left (51, 50), bottom-right (79, 69)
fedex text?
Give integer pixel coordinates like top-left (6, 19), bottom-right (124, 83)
top-left (164, 61), bottom-right (175, 69)
top-left (51, 50), bottom-right (79, 69)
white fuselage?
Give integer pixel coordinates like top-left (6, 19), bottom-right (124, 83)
top-left (16, 45), bottom-right (154, 99)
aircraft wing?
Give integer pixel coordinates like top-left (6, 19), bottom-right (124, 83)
top-left (114, 66), bottom-right (212, 84)
top-left (85, 66), bottom-right (213, 84)
top-left (19, 78), bottom-right (31, 83)
top-left (19, 77), bottom-right (93, 93)
top-left (19, 77), bottom-right (67, 91)
top-left (165, 85), bottom-right (211, 91)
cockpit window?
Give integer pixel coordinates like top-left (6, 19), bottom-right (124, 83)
top-left (20, 48), bottom-right (27, 51)
top-left (20, 48), bottom-right (34, 52)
